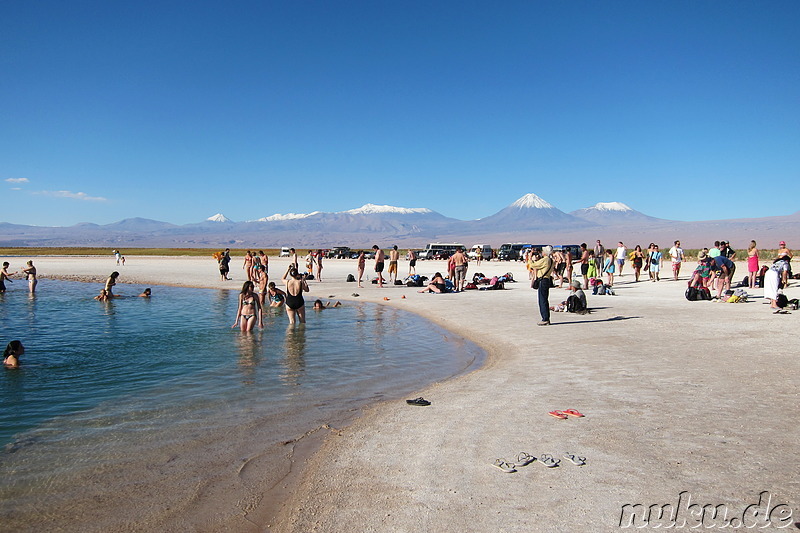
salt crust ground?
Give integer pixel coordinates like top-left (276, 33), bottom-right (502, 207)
top-left (9, 255), bottom-right (799, 532)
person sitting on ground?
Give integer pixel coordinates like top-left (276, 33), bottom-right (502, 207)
top-left (688, 258), bottom-right (714, 288)
top-left (138, 288), bottom-right (151, 298)
top-left (3, 340), bottom-right (24, 368)
top-left (551, 280), bottom-right (588, 313)
top-left (312, 299), bottom-right (342, 310)
top-left (418, 272), bottom-right (448, 293)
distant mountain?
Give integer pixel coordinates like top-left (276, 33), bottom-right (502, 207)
top-left (570, 202), bottom-right (667, 225)
top-left (1, 196), bottom-right (799, 248)
top-left (471, 193), bottom-right (593, 231)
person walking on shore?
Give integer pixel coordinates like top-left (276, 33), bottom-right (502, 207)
top-left (243, 251), bottom-right (254, 282)
top-left (632, 245), bottom-right (644, 282)
top-left (452, 247), bottom-right (468, 292)
top-left (315, 249), bottom-right (323, 282)
top-left (668, 240), bottom-right (685, 281)
top-left (615, 242), bottom-right (627, 277)
top-left (593, 240), bottom-right (605, 280)
top-left (373, 245), bottom-right (385, 288)
top-left (289, 248), bottom-right (298, 271)
top-left (777, 241), bottom-right (792, 284)
top-left (529, 245), bottom-right (555, 326)
top-left (648, 245), bottom-right (663, 282)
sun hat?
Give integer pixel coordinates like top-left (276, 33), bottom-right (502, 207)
top-left (779, 241), bottom-right (786, 246)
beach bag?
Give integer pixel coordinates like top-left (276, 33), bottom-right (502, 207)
top-left (788, 298), bottom-right (800, 310)
top-left (531, 278), bottom-right (540, 289)
top-left (346, 274), bottom-right (356, 282)
top-left (697, 287), bottom-right (712, 300)
top-left (464, 282), bottom-right (477, 290)
top-left (685, 287), bottom-right (699, 301)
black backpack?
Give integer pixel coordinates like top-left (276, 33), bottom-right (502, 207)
top-left (685, 287), bottom-right (699, 301)
top-left (566, 294), bottom-right (585, 313)
top-left (346, 274), bottom-right (356, 282)
top-left (776, 294), bottom-right (789, 308)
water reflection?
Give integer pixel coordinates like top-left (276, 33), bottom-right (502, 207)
top-left (281, 325), bottom-right (306, 387)
top-left (235, 332), bottom-right (262, 386)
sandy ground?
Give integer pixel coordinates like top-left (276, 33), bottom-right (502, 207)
top-left (5, 254), bottom-right (799, 531)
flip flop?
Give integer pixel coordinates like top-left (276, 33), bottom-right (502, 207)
top-left (513, 452), bottom-right (535, 467)
top-left (405, 397), bottom-right (431, 406)
top-left (548, 410), bottom-right (568, 419)
top-left (492, 459), bottom-right (517, 473)
top-left (538, 454), bottom-right (560, 468)
top-left (562, 409), bottom-right (585, 418)
top-left (564, 453), bottom-right (587, 466)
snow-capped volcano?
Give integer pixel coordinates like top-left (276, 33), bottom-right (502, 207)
top-left (206, 213), bottom-right (232, 222)
top-left (473, 193), bottom-right (591, 230)
top-left (570, 202), bottom-right (663, 224)
top-left (341, 203), bottom-right (432, 215)
top-left (510, 193), bottom-right (555, 210)
top-left (257, 212), bottom-right (321, 222)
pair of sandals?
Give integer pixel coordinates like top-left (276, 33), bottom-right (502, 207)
top-left (492, 453), bottom-right (586, 473)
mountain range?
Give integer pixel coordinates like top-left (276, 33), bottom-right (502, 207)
top-left (1, 194), bottom-right (798, 249)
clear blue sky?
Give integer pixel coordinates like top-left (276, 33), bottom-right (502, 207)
top-left (2, 1), bottom-right (798, 226)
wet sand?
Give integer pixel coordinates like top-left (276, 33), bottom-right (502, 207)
top-left (7, 255), bottom-right (799, 531)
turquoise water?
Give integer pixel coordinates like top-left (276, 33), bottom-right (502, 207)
top-left (0, 280), bottom-right (483, 528)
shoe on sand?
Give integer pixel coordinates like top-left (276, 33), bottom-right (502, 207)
top-left (513, 452), bottom-right (535, 467)
top-left (538, 454), bottom-right (560, 468)
top-left (406, 397), bottom-right (431, 406)
top-left (492, 459), bottom-right (517, 473)
top-left (537, 320), bottom-right (551, 326)
top-left (564, 453), bottom-right (587, 466)
top-left (562, 409), bottom-right (585, 418)
top-left (548, 410), bottom-right (568, 419)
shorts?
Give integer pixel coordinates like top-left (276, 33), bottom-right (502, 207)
top-left (455, 265), bottom-right (466, 282)
top-left (410, 259), bottom-right (416, 267)
top-left (672, 262), bottom-right (681, 272)
top-left (616, 258), bottom-right (625, 266)
top-left (556, 262), bottom-right (566, 276)
top-left (375, 262), bottom-right (384, 273)
top-left (388, 261), bottom-right (398, 274)
top-left (581, 264), bottom-right (589, 276)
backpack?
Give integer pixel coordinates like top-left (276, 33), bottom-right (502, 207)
top-left (685, 287), bottom-right (699, 301)
top-left (788, 298), bottom-right (800, 311)
top-left (697, 287), bottom-right (712, 300)
top-left (776, 293), bottom-right (789, 308)
top-left (566, 294), bottom-right (585, 313)
top-left (346, 274), bottom-right (356, 282)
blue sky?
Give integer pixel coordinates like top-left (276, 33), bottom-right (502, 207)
top-left (2, 1), bottom-right (798, 226)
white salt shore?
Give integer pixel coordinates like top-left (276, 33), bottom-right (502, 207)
top-left (4, 255), bottom-right (799, 531)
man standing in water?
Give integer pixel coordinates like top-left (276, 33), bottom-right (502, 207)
top-left (388, 245), bottom-right (400, 285)
top-left (373, 245), bottom-right (385, 288)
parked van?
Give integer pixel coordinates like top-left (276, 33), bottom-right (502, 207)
top-left (279, 247), bottom-right (291, 257)
top-left (468, 244), bottom-right (493, 260)
top-left (498, 243), bottom-right (531, 261)
top-left (419, 243), bottom-right (465, 260)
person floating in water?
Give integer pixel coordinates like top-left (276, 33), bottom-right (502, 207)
top-left (138, 288), bottom-right (151, 298)
top-left (3, 340), bottom-right (24, 368)
top-left (312, 299), bottom-right (342, 310)
top-left (95, 289), bottom-right (111, 301)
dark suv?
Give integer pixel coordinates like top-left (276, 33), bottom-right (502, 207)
top-left (327, 247), bottom-right (351, 259)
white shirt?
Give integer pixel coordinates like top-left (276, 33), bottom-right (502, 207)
top-left (669, 246), bottom-right (684, 262)
top-left (616, 246), bottom-right (626, 260)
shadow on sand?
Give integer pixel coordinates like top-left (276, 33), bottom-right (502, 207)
top-left (554, 315), bottom-right (641, 326)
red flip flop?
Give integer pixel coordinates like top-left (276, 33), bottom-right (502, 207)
top-left (562, 409), bottom-right (585, 418)
top-left (548, 410), bottom-right (568, 419)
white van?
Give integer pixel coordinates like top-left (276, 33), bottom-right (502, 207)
top-left (419, 243), bottom-right (465, 260)
top-left (279, 247), bottom-right (291, 257)
top-left (468, 244), bottom-right (493, 260)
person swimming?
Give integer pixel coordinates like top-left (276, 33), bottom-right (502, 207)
top-left (138, 288), bottom-right (151, 297)
top-left (267, 282), bottom-right (286, 307)
top-left (3, 340), bottom-right (24, 368)
top-left (95, 289), bottom-right (111, 301)
top-left (312, 299), bottom-right (342, 310)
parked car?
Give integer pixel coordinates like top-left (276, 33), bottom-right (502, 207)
top-left (279, 247), bottom-right (291, 257)
top-left (327, 247), bottom-right (351, 259)
top-left (497, 243), bottom-right (531, 261)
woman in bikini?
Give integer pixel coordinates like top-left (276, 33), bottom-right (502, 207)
top-left (105, 271), bottom-right (120, 297)
top-left (22, 261), bottom-right (37, 293)
top-left (282, 266), bottom-right (309, 325)
top-left (232, 281), bottom-right (263, 332)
